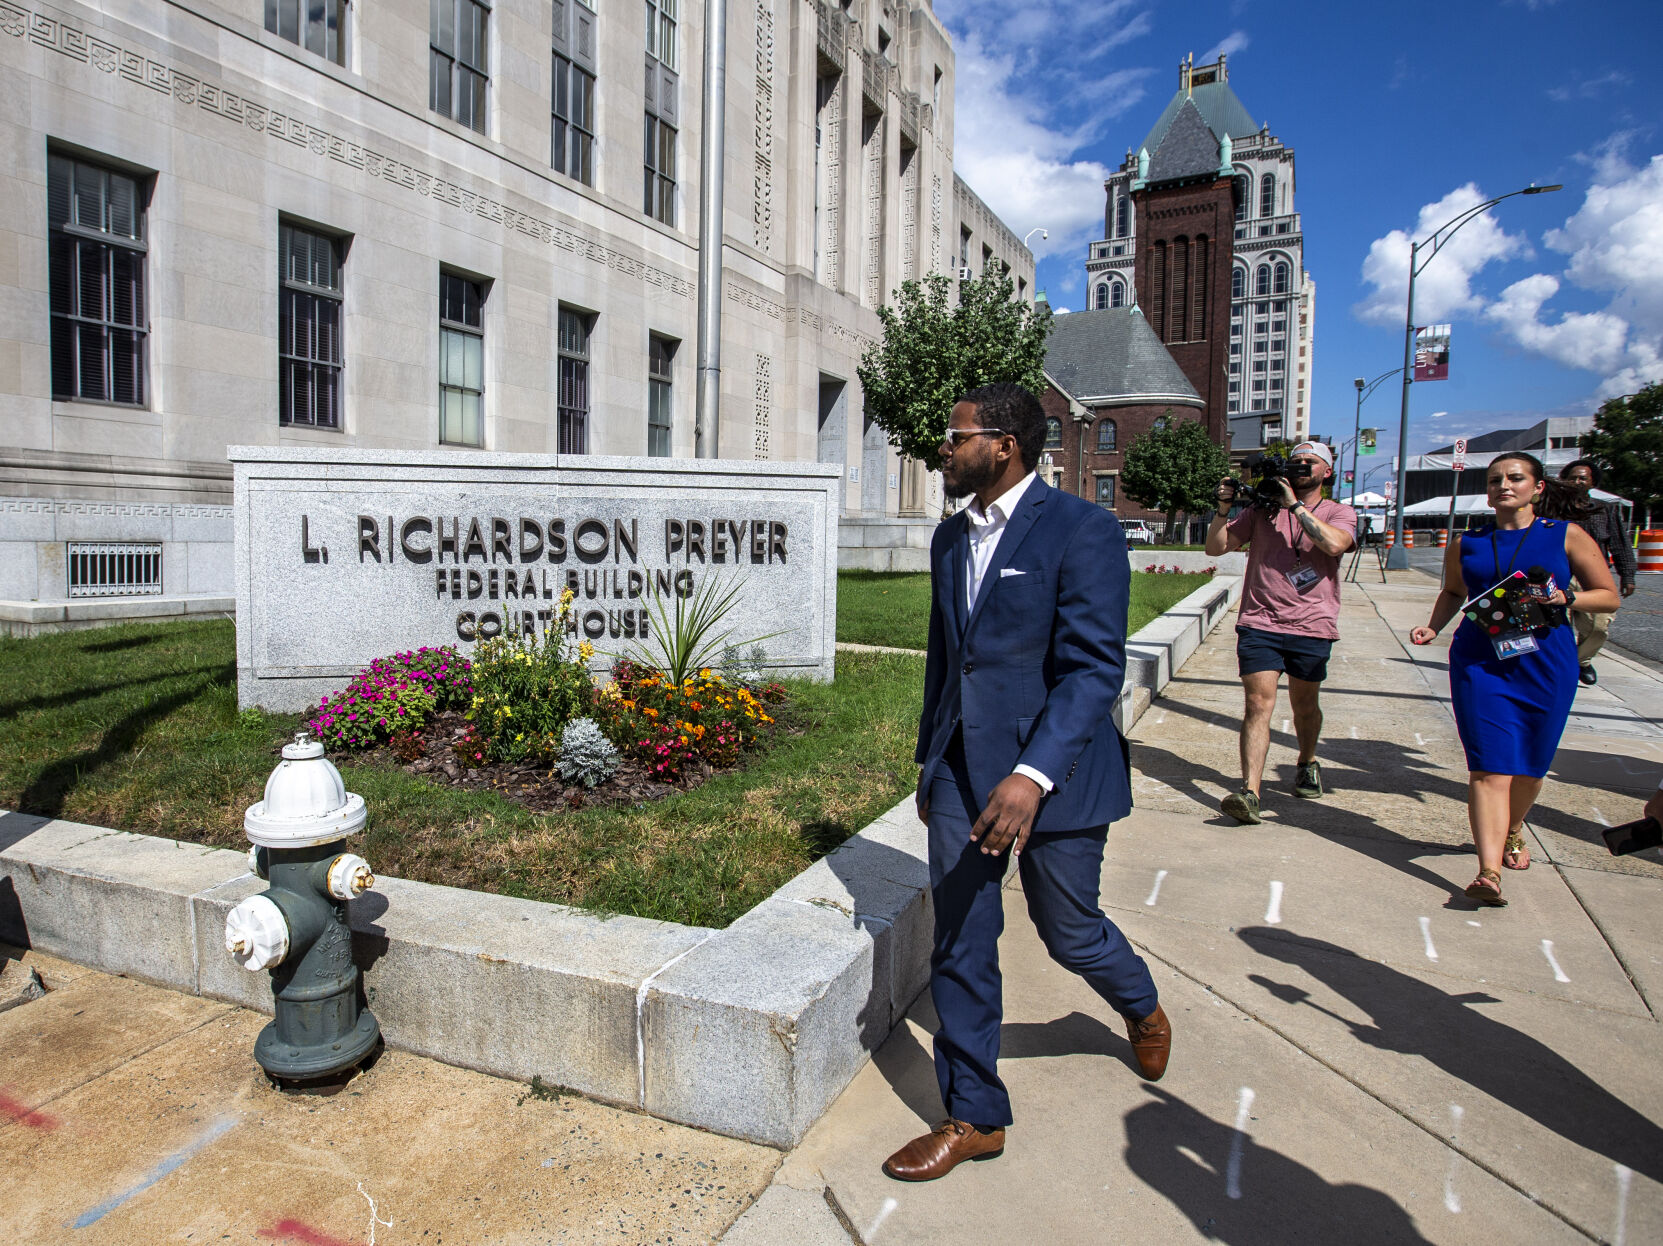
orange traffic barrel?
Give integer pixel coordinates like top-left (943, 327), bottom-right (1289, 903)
top-left (1639, 530), bottom-right (1663, 572)
top-left (1437, 529), bottom-right (1449, 547)
top-left (1385, 529), bottom-right (1396, 548)
top-left (1404, 529), bottom-right (1415, 548)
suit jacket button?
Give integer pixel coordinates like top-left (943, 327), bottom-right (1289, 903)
top-left (961, 662), bottom-right (974, 675)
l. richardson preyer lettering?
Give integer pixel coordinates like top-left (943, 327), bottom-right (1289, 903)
top-left (308, 511), bottom-right (791, 642)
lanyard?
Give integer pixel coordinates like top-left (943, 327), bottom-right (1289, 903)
top-left (1285, 500), bottom-right (1318, 559)
top-left (1489, 517), bottom-right (1537, 584)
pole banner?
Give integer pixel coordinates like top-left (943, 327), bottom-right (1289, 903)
top-left (1413, 325), bottom-right (1451, 381)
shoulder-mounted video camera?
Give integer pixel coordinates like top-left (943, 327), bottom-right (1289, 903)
top-left (1221, 454), bottom-right (1315, 514)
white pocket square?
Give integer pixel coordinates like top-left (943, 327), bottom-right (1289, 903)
top-left (1000, 568), bottom-right (1027, 578)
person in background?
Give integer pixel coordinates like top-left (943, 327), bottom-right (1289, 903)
top-left (1558, 459), bottom-right (1637, 686)
top-left (1410, 453), bottom-right (1620, 906)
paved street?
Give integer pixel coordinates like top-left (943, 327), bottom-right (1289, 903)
top-left (735, 569), bottom-right (1663, 1246)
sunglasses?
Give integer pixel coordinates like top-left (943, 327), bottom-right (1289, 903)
top-left (941, 427), bottom-right (1008, 447)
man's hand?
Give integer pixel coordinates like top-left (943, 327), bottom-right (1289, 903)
top-left (1214, 477), bottom-right (1238, 511)
top-left (1273, 477), bottom-right (1299, 509)
top-left (916, 793), bottom-right (930, 825)
top-left (1623, 582), bottom-right (1636, 598)
top-left (970, 773), bottom-right (1043, 857)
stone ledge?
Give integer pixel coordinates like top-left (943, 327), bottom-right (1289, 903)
top-left (0, 579), bottom-right (1238, 1147)
top-left (0, 595), bottom-right (235, 636)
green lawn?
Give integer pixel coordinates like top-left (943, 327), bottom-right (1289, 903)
top-left (0, 621), bottom-right (923, 929)
top-left (836, 569), bottom-right (1216, 650)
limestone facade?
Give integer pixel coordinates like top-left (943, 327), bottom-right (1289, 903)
top-left (0, 0), bottom-right (1031, 600)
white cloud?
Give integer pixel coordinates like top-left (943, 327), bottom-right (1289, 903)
top-left (1352, 184), bottom-right (1532, 325)
top-left (1204, 30), bottom-right (1250, 61)
top-left (1485, 152), bottom-right (1663, 397)
top-left (937, 3), bottom-right (1154, 263)
top-left (1546, 68), bottom-right (1629, 103)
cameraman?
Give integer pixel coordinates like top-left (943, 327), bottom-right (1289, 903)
top-left (1204, 442), bottom-right (1357, 824)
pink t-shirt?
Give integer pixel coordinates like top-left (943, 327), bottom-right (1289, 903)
top-left (1228, 499), bottom-right (1358, 640)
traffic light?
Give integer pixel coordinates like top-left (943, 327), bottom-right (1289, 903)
top-left (1360, 428), bottom-right (1377, 455)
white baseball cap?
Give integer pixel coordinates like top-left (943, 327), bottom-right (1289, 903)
top-left (1291, 441), bottom-right (1333, 469)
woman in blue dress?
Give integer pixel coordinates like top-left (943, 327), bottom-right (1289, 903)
top-left (1410, 453), bottom-right (1620, 906)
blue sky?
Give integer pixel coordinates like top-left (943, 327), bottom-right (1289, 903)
top-left (936, 0), bottom-right (1663, 467)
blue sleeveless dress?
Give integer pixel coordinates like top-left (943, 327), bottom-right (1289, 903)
top-left (1448, 519), bottom-right (1578, 776)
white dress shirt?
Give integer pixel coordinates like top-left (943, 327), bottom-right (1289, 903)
top-left (961, 471), bottom-right (1054, 793)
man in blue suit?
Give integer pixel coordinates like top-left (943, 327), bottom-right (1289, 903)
top-left (883, 383), bottom-right (1170, 1183)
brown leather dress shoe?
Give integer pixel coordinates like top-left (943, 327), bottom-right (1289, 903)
top-left (1123, 1003), bottom-right (1172, 1081)
top-left (882, 1119), bottom-right (1005, 1181)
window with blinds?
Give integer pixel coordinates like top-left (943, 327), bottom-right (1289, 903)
top-left (439, 272), bottom-right (485, 447)
top-left (647, 335), bottom-right (675, 457)
top-left (48, 154), bottom-right (148, 406)
top-left (432, 0), bottom-right (489, 133)
top-left (279, 223), bottom-right (344, 428)
top-left (557, 307), bottom-right (592, 454)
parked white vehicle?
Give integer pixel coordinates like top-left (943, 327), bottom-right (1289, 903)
top-left (1120, 520), bottom-right (1155, 545)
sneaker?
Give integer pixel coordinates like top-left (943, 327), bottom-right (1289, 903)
top-left (1579, 664), bottom-right (1598, 687)
top-left (1221, 788), bottom-right (1262, 825)
top-left (1294, 760), bottom-right (1323, 799)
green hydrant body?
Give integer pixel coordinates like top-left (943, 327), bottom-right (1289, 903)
top-left (227, 732), bottom-right (381, 1082)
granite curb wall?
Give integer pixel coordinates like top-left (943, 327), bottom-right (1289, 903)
top-left (0, 578), bottom-right (1240, 1147)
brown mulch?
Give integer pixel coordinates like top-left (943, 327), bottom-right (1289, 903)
top-left (337, 709), bottom-right (723, 812)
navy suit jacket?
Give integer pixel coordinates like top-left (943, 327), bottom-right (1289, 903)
top-left (915, 478), bottom-right (1133, 833)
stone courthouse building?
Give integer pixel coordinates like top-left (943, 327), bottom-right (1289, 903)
top-left (0, 0), bottom-right (1030, 608)
top-left (1082, 54), bottom-right (1315, 457)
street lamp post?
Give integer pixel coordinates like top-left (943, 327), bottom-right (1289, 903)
top-left (1351, 369), bottom-right (1401, 505)
top-left (1385, 184), bottom-right (1561, 567)
top-left (1023, 227), bottom-right (1049, 249)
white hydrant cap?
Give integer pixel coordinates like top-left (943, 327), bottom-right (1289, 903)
top-left (225, 894), bottom-right (290, 971)
top-left (244, 730), bottom-right (367, 849)
top-left (327, 853), bottom-right (376, 901)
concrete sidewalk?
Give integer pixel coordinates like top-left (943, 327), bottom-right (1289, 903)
top-left (729, 569), bottom-right (1663, 1245)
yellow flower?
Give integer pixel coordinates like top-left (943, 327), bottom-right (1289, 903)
top-left (578, 640), bottom-right (595, 661)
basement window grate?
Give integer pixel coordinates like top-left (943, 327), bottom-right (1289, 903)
top-left (66, 542), bottom-right (164, 597)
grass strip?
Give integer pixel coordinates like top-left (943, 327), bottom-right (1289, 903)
top-left (0, 621), bottom-right (924, 929)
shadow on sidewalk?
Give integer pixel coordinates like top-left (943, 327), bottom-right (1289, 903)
top-left (1239, 926), bottom-right (1663, 1185)
top-left (1123, 1086), bottom-right (1434, 1244)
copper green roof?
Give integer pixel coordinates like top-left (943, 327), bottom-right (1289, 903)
top-left (1138, 79), bottom-right (1260, 159)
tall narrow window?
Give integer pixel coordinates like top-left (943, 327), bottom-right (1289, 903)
top-left (1044, 418), bottom-right (1063, 451)
top-left (431, 0), bottom-right (489, 133)
top-left (1231, 266), bottom-right (1246, 299)
top-left (647, 335), bottom-right (675, 456)
top-left (552, 0), bottom-right (599, 184)
top-left (49, 154), bottom-right (148, 406)
top-left (278, 223), bottom-right (344, 428)
top-left (1110, 279), bottom-right (1125, 308)
top-left (557, 307), bottom-right (591, 453)
top-left (439, 271), bottom-right (484, 446)
top-left (1273, 260), bottom-right (1291, 295)
top-left (643, 115), bottom-right (676, 223)
top-left (1096, 419), bottom-right (1117, 452)
top-left (1233, 174), bottom-right (1248, 221)
top-left (1095, 476), bottom-right (1116, 508)
top-left (1114, 191), bottom-right (1129, 239)
top-left (1093, 283), bottom-right (1110, 311)
top-left (266, 0), bottom-right (346, 64)
top-left (645, 0), bottom-right (677, 69)
top-left (1192, 235), bottom-right (1209, 341)
top-left (1259, 172), bottom-right (1275, 218)
top-left (552, 54), bottom-right (596, 182)
top-left (1254, 264), bottom-right (1271, 297)
top-left (1170, 237), bottom-right (1188, 343)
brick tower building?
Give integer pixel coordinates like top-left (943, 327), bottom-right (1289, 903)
top-left (1084, 55), bottom-right (1316, 454)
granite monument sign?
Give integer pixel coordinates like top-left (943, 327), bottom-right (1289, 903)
top-left (231, 449), bottom-right (841, 712)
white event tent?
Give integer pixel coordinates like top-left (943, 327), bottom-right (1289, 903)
top-left (1402, 487), bottom-right (1629, 518)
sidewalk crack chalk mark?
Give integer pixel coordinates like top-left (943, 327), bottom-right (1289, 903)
top-left (1264, 881), bottom-right (1284, 925)
top-left (72, 1114), bottom-right (238, 1228)
top-left (1226, 1087), bottom-right (1255, 1200)
top-left (864, 1194), bottom-right (898, 1242)
top-left (1541, 939), bottom-right (1571, 984)
top-left (1591, 807), bottom-right (1610, 828)
top-left (1419, 916), bottom-right (1439, 962)
top-left (0, 1087), bottom-right (59, 1130)
top-left (257, 1220), bottom-right (359, 1246)
top-left (1443, 1104), bottom-right (1464, 1212)
top-left (359, 1182), bottom-right (394, 1246)
top-left (1145, 870), bottom-right (1168, 907)
top-left (1613, 1163), bottom-right (1632, 1246)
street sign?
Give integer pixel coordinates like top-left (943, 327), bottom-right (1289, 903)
top-left (1452, 436), bottom-right (1467, 472)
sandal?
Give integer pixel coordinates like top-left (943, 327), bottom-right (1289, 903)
top-left (1465, 868), bottom-right (1508, 907)
top-left (1503, 829), bottom-right (1531, 871)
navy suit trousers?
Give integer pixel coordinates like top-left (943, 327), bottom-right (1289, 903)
top-left (927, 748), bottom-right (1158, 1128)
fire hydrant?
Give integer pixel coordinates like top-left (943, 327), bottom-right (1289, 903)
top-left (225, 730), bottom-right (381, 1083)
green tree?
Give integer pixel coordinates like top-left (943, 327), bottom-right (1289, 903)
top-left (1580, 382), bottom-right (1663, 528)
top-left (857, 267), bottom-right (1053, 468)
top-left (1120, 414), bottom-right (1231, 541)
